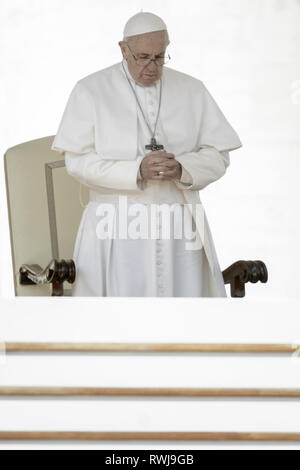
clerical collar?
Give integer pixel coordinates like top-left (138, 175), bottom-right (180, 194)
top-left (121, 59), bottom-right (158, 90)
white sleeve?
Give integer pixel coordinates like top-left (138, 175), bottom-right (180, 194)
top-left (178, 166), bottom-right (193, 185)
top-left (173, 146), bottom-right (230, 191)
top-left (65, 151), bottom-right (144, 191)
top-left (136, 163), bottom-right (145, 190)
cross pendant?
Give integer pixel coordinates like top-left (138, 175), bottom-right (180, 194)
top-left (145, 137), bottom-right (164, 152)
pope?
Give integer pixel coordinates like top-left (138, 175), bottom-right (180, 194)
top-left (51, 11), bottom-right (242, 297)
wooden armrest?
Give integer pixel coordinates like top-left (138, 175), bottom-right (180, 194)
top-left (19, 259), bottom-right (76, 296)
top-left (222, 260), bottom-right (268, 297)
top-left (19, 259), bottom-right (268, 298)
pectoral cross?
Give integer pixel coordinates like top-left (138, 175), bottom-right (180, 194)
top-left (145, 137), bottom-right (164, 152)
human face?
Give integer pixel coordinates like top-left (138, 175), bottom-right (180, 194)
top-left (119, 30), bottom-right (169, 86)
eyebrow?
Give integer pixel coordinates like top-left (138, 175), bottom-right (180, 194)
top-left (137, 51), bottom-right (165, 57)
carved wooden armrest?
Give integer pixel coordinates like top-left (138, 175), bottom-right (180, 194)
top-left (19, 259), bottom-right (267, 297)
top-left (222, 260), bottom-right (268, 297)
top-left (19, 259), bottom-right (76, 296)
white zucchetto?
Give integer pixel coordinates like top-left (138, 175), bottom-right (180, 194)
top-left (123, 11), bottom-right (167, 39)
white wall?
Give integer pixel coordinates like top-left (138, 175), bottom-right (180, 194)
top-left (1, 297), bottom-right (300, 449)
top-left (1, 0), bottom-right (299, 298)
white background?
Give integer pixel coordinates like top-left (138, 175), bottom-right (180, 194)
top-left (1, 0), bottom-right (300, 298)
top-left (0, 0), bottom-right (300, 450)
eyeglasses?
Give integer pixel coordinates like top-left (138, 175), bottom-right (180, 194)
top-left (125, 43), bottom-right (171, 66)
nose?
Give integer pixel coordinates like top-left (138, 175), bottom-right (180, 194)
top-left (146, 60), bottom-right (157, 73)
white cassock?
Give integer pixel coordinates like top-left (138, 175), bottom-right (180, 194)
top-left (51, 59), bottom-right (242, 297)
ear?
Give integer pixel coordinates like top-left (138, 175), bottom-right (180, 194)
top-left (118, 41), bottom-right (127, 59)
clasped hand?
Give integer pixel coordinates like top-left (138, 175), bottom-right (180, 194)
top-left (140, 150), bottom-right (182, 181)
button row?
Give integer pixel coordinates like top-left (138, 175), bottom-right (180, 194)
top-left (156, 228), bottom-right (164, 295)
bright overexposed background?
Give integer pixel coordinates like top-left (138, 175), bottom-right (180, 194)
top-left (1, 0), bottom-right (299, 298)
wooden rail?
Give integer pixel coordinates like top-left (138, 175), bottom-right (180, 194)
top-left (2, 341), bottom-right (299, 443)
top-left (1, 387), bottom-right (300, 397)
top-left (4, 342), bottom-right (300, 353)
top-left (0, 431), bottom-right (300, 441)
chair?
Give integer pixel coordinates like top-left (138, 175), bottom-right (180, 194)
top-left (4, 136), bottom-right (268, 296)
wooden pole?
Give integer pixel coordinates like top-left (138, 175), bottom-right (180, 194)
top-left (0, 431), bottom-right (300, 441)
top-left (1, 386), bottom-right (300, 397)
top-left (4, 342), bottom-right (300, 353)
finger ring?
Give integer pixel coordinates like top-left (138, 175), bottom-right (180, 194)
top-left (159, 171), bottom-right (164, 175)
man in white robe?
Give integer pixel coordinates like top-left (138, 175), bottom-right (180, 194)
top-left (51, 11), bottom-right (242, 297)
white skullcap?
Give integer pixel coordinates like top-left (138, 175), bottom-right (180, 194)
top-left (123, 12), bottom-right (167, 39)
